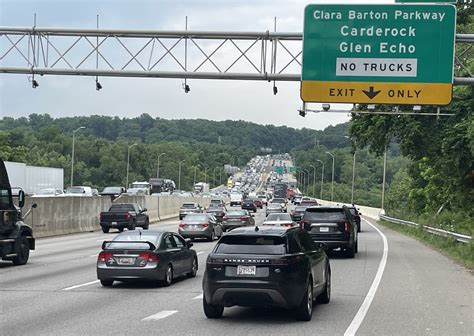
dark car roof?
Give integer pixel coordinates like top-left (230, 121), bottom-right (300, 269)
top-left (225, 226), bottom-right (294, 237)
top-left (306, 205), bottom-right (345, 210)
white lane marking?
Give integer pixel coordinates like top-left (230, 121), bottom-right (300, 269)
top-left (344, 219), bottom-right (389, 336)
top-left (193, 293), bottom-right (204, 300)
top-left (90, 254), bottom-right (97, 257)
top-left (142, 310), bottom-right (178, 321)
top-left (197, 251), bottom-right (204, 255)
top-left (62, 280), bottom-right (100, 291)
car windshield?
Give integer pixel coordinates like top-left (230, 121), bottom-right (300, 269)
top-left (304, 209), bottom-right (346, 221)
top-left (37, 189), bottom-right (55, 195)
top-left (294, 206), bottom-right (308, 212)
top-left (227, 210), bottom-right (246, 216)
top-left (183, 214), bottom-right (208, 222)
top-left (105, 232), bottom-right (161, 249)
top-left (66, 187), bottom-right (85, 194)
top-left (268, 204), bottom-right (280, 209)
top-left (266, 213), bottom-right (291, 221)
top-left (181, 203), bottom-right (197, 208)
top-left (215, 235), bottom-right (286, 255)
top-left (102, 187), bottom-right (122, 193)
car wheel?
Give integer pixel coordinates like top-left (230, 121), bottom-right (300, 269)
top-left (118, 227), bottom-right (124, 233)
top-left (187, 258), bottom-right (198, 278)
top-left (163, 264), bottom-right (173, 286)
top-left (203, 296), bottom-right (224, 319)
top-left (143, 219), bottom-right (150, 230)
top-left (207, 233), bottom-right (214, 242)
top-left (316, 266), bottom-right (331, 304)
top-left (129, 221), bottom-right (136, 231)
top-left (345, 243), bottom-right (355, 258)
top-left (296, 279), bottom-right (313, 321)
top-left (355, 239), bottom-right (358, 254)
top-left (12, 236), bottom-right (29, 266)
top-left (100, 279), bottom-right (114, 287)
top-left (102, 227), bottom-right (109, 233)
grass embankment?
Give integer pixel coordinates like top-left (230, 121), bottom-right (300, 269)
top-left (379, 220), bottom-right (474, 271)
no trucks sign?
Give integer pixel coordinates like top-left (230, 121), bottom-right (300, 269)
top-left (301, 4), bottom-right (457, 105)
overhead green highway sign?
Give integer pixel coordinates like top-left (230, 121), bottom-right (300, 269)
top-left (301, 4), bottom-right (457, 105)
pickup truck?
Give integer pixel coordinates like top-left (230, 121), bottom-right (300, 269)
top-left (99, 203), bottom-right (149, 233)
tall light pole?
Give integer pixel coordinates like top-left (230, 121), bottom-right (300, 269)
top-left (157, 152), bottom-right (166, 178)
top-left (345, 136), bottom-right (357, 204)
top-left (193, 165), bottom-right (200, 187)
top-left (304, 169), bottom-right (310, 192)
top-left (326, 152), bottom-right (335, 201)
top-left (382, 150), bottom-right (387, 210)
top-left (126, 143), bottom-right (138, 189)
top-left (310, 165), bottom-right (316, 198)
top-left (70, 126), bottom-right (85, 187)
top-left (316, 160), bottom-right (324, 200)
top-left (178, 160), bottom-right (186, 191)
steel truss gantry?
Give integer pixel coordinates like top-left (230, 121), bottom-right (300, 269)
top-left (0, 27), bottom-right (473, 85)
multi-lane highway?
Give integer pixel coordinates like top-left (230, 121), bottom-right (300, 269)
top-left (1, 205), bottom-right (472, 336)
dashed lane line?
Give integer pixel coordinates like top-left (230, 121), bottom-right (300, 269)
top-left (142, 310), bottom-right (178, 321)
top-left (62, 280), bottom-right (100, 291)
top-left (344, 218), bottom-right (389, 336)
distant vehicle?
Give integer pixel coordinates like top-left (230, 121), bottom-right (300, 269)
top-left (202, 226), bottom-right (331, 321)
top-left (241, 199), bottom-right (257, 213)
top-left (257, 194), bottom-right (268, 205)
top-left (127, 181), bottom-right (150, 195)
top-left (65, 186), bottom-right (94, 196)
top-left (291, 206), bottom-right (309, 222)
top-left (178, 213), bottom-right (223, 242)
top-left (99, 186), bottom-right (125, 201)
top-left (293, 196), bottom-right (302, 205)
top-left (97, 230), bottom-right (197, 287)
top-left (301, 205), bottom-right (358, 258)
top-left (270, 197), bottom-right (287, 212)
top-left (179, 202), bottom-right (203, 220)
top-left (32, 188), bottom-right (64, 197)
top-left (194, 182), bottom-right (210, 194)
top-left (205, 206), bottom-right (227, 222)
top-left (0, 159), bottom-right (35, 265)
top-left (347, 205), bottom-right (362, 232)
top-left (149, 178), bottom-right (175, 194)
top-left (99, 203), bottom-right (149, 233)
top-left (273, 183), bottom-right (288, 199)
top-left (263, 213), bottom-right (296, 227)
top-left (248, 197), bottom-right (263, 209)
top-left (230, 193), bottom-right (243, 207)
top-left (209, 198), bottom-right (225, 208)
top-left (266, 203), bottom-right (283, 216)
top-left (300, 198), bottom-right (318, 207)
top-left (221, 210), bottom-right (255, 232)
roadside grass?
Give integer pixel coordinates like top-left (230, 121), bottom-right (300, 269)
top-left (379, 220), bottom-right (474, 271)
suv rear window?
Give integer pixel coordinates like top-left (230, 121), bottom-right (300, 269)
top-left (215, 235), bottom-right (286, 255)
top-left (304, 208), bottom-right (346, 221)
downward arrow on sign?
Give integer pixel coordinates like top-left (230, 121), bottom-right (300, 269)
top-left (363, 86), bottom-right (381, 99)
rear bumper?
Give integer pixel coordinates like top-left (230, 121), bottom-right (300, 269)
top-left (97, 265), bottom-right (164, 281)
top-left (179, 228), bottom-right (212, 238)
top-left (308, 235), bottom-right (351, 249)
top-left (100, 221), bottom-right (130, 228)
top-left (222, 222), bottom-right (248, 231)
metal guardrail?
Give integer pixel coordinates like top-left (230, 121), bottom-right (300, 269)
top-left (379, 214), bottom-right (472, 244)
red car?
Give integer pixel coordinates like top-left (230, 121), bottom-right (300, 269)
top-left (252, 199), bottom-right (263, 209)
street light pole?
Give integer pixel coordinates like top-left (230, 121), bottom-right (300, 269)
top-left (310, 165), bottom-right (316, 198)
top-left (157, 152), bottom-right (166, 178)
top-left (326, 152), bottom-right (335, 201)
top-left (345, 136), bottom-right (357, 204)
top-left (178, 160), bottom-right (186, 191)
top-left (382, 150), bottom-right (387, 210)
top-left (70, 126), bottom-right (85, 187)
top-left (126, 143), bottom-right (138, 189)
top-left (304, 169), bottom-right (310, 192)
top-left (316, 159), bottom-right (324, 200)
top-left (193, 165), bottom-right (199, 187)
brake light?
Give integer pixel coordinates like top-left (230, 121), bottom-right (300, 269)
top-left (201, 223), bottom-right (209, 227)
top-left (282, 223), bottom-right (293, 227)
top-left (271, 255), bottom-right (302, 265)
top-left (240, 216), bottom-right (249, 220)
top-left (222, 216), bottom-right (228, 220)
top-left (139, 252), bottom-right (159, 262)
top-left (345, 221), bottom-right (351, 232)
top-left (179, 223), bottom-right (185, 228)
top-left (125, 212), bottom-right (130, 220)
top-left (98, 251), bottom-right (113, 262)
top-left (206, 257), bottom-right (224, 264)
top-left (300, 220), bottom-right (309, 229)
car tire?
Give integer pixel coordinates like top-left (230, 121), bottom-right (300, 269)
top-left (296, 279), bottom-right (313, 321)
top-left (118, 227), bottom-right (124, 233)
top-left (357, 223), bottom-right (361, 233)
top-left (345, 243), bottom-right (355, 258)
top-left (203, 296), bottom-right (224, 319)
top-left (100, 279), bottom-right (114, 287)
top-left (129, 221), bottom-right (136, 231)
top-left (102, 227), bottom-right (109, 233)
top-left (355, 239), bottom-right (358, 254)
top-left (187, 258), bottom-right (198, 278)
top-left (316, 266), bottom-right (331, 304)
top-left (207, 233), bottom-right (214, 242)
top-left (12, 236), bottom-right (29, 266)
top-left (163, 264), bottom-right (173, 286)
top-left (254, 209), bottom-right (257, 213)
top-left (143, 219), bottom-right (150, 230)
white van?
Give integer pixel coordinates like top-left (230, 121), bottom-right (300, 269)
top-left (65, 186), bottom-right (94, 196)
top-left (230, 193), bottom-right (243, 206)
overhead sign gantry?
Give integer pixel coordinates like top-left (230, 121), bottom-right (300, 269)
top-left (300, 4), bottom-right (457, 105)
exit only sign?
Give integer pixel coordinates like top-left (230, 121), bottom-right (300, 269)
top-left (301, 4), bottom-right (457, 105)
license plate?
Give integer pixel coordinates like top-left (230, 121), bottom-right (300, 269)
top-left (118, 257), bottom-right (135, 265)
top-left (111, 221), bottom-right (117, 226)
top-left (320, 227), bottom-right (329, 232)
top-left (237, 265), bottom-right (256, 276)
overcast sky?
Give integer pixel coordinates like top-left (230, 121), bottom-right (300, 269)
top-left (0, 0), bottom-right (393, 130)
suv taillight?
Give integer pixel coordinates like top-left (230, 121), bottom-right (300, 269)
top-left (98, 251), bottom-right (113, 262)
top-left (206, 257), bottom-right (224, 264)
top-left (300, 220), bottom-right (310, 230)
top-left (125, 212), bottom-right (130, 220)
top-left (179, 223), bottom-right (185, 228)
top-left (271, 255), bottom-right (303, 265)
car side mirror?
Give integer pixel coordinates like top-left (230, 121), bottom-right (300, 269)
top-left (18, 190), bottom-right (25, 208)
top-left (142, 208), bottom-right (147, 212)
top-left (187, 241), bottom-right (194, 248)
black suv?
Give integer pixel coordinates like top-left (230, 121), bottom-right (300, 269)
top-left (301, 205), bottom-right (358, 258)
top-left (203, 226), bottom-right (331, 321)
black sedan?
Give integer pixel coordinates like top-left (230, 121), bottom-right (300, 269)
top-left (222, 209), bottom-right (255, 231)
top-left (241, 199), bottom-right (257, 212)
top-left (97, 230), bottom-right (197, 287)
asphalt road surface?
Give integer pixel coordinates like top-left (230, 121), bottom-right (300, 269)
top-left (1, 207), bottom-right (472, 336)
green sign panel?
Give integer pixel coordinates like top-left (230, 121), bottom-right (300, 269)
top-left (274, 166), bottom-right (284, 174)
top-left (301, 4), bottom-right (457, 105)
